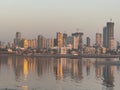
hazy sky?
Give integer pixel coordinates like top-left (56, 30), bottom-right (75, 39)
top-left (0, 0), bottom-right (120, 44)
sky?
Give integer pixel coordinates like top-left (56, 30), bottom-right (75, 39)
top-left (0, 0), bottom-right (120, 44)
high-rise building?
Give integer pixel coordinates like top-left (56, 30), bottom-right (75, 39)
top-left (54, 39), bottom-right (58, 47)
top-left (103, 27), bottom-right (108, 48)
top-left (96, 33), bottom-right (102, 47)
top-left (72, 32), bottom-right (84, 53)
top-left (107, 22), bottom-right (115, 50)
top-left (72, 36), bottom-right (79, 49)
top-left (66, 36), bottom-right (73, 45)
top-left (57, 32), bottom-right (63, 48)
top-left (21, 39), bottom-right (29, 49)
top-left (37, 35), bottom-right (46, 51)
top-left (46, 39), bottom-right (54, 50)
top-left (14, 32), bottom-right (22, 47)
top-left (28, 39), bottom-right (37, 49)
top-left (16, 32), bottom-right (21, 39)
top-left (86, 37), bottom-right (91, 47)
top-left (103, 22), bottom-right (115, 50)
top-left (63, 33), bottom-right (67, 46)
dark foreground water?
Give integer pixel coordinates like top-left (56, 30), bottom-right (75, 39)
top-left (0, 56), bottom-right (120, 90)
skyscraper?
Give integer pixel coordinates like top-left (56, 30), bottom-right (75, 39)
top-left (46, 38), bottom-right (54, 49)
top-left (16, 32), bottom-right (21, 39)
top-left (28, 39), bottom-right (37, 49)
top-left (14, 32), bottom-right (22, 47)
top-left (107, 22), bottom-right (115, 50)
top-left (72, 32), bottom-right (84, 53)
top-left (57, 32), bottom-right (63, 48)
top-left (103, 27), bottom-right (108, 48)
top-left (37, 35), bottom-right (46, 51)
top-left (21, 39), bottom-right (29, 49)
top-left (103, 22), bottom-right (115, 50)
top-left (96, 33), bottom-right (102, 47)
top-left (86, 37), bottom-right (91, 47)
top-left (63, 33), bottom-right (67, 47)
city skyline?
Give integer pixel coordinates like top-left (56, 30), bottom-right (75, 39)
top-left (0, 0), bottom-right (120, 43)
top-left (0, 21), bottom-right (116, 46)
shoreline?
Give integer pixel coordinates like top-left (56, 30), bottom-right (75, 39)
top-left (32, 54), bottom-right (120, 58)
top-left (0, 53), bottom-right (120, 58)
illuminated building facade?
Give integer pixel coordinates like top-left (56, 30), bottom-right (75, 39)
top-left (28, 39), bottom-right (37, 49)
top-left (57, 32), bottom-right (63, 48)
top-left (21, 39), bottom-right (29, 49)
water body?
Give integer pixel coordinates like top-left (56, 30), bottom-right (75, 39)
top-left (0, 56), bottom-right (120, 90)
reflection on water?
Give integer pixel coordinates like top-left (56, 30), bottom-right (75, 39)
top-left (23, 59), bottom-right (28, 80)
top-left (0, 56), bottom-right (120, 90)
top-left (22, 86), bottom-right (28, 90)
top-left (103, 65), bottom-right (114, 87)
top-left (56, 59), bottom-right (63, 80)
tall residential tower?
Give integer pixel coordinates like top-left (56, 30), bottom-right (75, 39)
top-left (86, 37), bottom-right (91, 47)
top-left (96, 33), bottom-right (102, 47)
top-left (57, 32), bottom-right (63, 48)
top-left (103, 21), bottom-right (115, 50)
top-left (14, 32), bottom-right (22, 47)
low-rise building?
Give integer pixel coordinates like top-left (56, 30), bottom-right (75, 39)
top-left (59, 47), bottom-right (67, 54)
top-left (101, 47), bottom-right (107, 54)
top-left (83, 46), bottom-right (96, 54)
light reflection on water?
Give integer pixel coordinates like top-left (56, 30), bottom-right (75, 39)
top-left (0, 56), bottom-right (120, 90)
